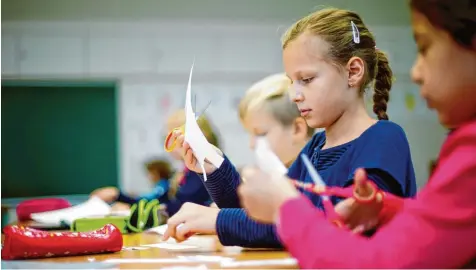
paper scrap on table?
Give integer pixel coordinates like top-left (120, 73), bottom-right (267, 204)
top-left (122, 246), bottom-right (150, 251)
top-left (141, 242), bottom-right (198, 250)
top-left (254, 137), bottom-right (288, 177)
top-left (104, 258), bottom-right (190, 264)
top-left (220, 258), bottom-right (298, 267)
top-left (160, 265), bottom-right (208, 270)
top-left (183, 61), bottom-right (224, 181)
top-left (177, 255), bottom-right (233, 263)
top-left (147, 224), bottom-right (168, 235)
top-left (30, 196), bottom-right (111, 225)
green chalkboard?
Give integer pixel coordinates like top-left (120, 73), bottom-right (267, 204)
top-left (1, 81), bottom-right (119, 198)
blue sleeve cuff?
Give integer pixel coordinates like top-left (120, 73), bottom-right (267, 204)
top-left (201, 155), bottom-right (241, 208)
top-left (215, 208), bottom-right (282, 248)
top-left (116, 191), bottom-right (139, 205)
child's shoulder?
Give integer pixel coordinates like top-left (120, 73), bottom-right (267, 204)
top-left (358, 120), bottom-right (408, 145)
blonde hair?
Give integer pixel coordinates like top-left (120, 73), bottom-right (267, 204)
top-left (239, 73), bottom-right (315, 137)
top-left (282, 7), bottom-right (393, 120)
top-left (166, 109), bottom-right (220, 199)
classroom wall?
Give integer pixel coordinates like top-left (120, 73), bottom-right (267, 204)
top-left (2, 0), bottom-right (447, 193)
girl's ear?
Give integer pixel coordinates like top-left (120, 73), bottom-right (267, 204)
top-left (347, 56), bottom-right (365, 88)
top-left (292, 117), bottom-right (308, 144)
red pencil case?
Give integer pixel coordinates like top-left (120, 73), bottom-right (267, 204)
top-left (1, 224), bottom-right (123, 260)
top-left (16, 198), bottom-right (72, 221)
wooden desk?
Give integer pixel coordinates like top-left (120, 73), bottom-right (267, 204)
top-left (2, 226), bottom-right (297, 269)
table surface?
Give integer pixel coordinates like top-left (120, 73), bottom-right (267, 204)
top-left (2, 224), bottom-right (297, 269)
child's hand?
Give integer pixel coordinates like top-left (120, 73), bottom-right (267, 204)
top-left (238, 166), bottom-right (300, 223)
top-left (90, 187), bottom-right (119, 203)
top-left (171, 130), bottom-right (223, 174)
top-left (162, 203), bottom-right (219, 242)
top-left (111, 202), bottom-right (131, 212)
top-left (334, 169), bottom-right (384, 234)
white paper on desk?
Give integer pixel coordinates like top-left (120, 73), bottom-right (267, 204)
top-left (160, 265), bottom-right (208, 270)
top-left (177, 255), bottom-right (233, 263)
top-left (30, 196), bottom-right (111, 225)
top-left (147, 224), bottom-right (168, 235)
top-left (254, 137), bottom-right (288, 177)
top-left (220, 258), bottom-right (297, 268)
top-left (183, 62), bottom-right (224, 181)
top-left (141, 242), bottom-right (199, 250)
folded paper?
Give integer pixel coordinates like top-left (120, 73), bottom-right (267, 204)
top-left (255, 137), bottom-right (288, 177)
top-left (183, 62), bottom-right (224, 181)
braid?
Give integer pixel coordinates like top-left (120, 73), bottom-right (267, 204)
top-left (373, 50), bottom-right (393, 120)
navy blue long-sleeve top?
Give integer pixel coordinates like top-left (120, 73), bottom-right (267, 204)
top-left (117, 170), bottom-right (212, 217)
top-left (117, 179), bottom-right (170, 205)
top-left (201, 121), bottom-right (417, 248)
top-left (165, 169), bottom-right (213, 216)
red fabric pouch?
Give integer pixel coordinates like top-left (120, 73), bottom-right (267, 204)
top-left (1, 224), bottom-right (123, 260)
top-left (16, 198), bottom-right (71, 221)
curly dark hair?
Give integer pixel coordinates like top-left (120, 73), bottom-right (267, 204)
top-left (410, 0), bottom-right (476, 50)
top-left (145, 158), bottom-right (173, 180)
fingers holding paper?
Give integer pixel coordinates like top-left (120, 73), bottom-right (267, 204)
top-left (238, 166), bottom-right (300, 223)
top-left (162, 203), bottom-right (219, 243)
top-left (171, 130), bottom-right (222, 175)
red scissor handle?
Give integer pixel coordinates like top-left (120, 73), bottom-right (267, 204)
top-left (291, 180), bottom-right (383, 204)
top-left (290, 179), bottom-right (386, 230)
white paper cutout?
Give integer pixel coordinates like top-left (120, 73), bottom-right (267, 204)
top-left (183, 61), bottom-right (224, 181)
top-left (254, 137), bottom-right (287, 177)
top-left (30, 196), bottom-right (111, 225)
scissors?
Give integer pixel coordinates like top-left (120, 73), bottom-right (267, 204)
top-left (295, 154), bottom-right (383, 228)
top-left (164, 96), bottom-right (211, 153)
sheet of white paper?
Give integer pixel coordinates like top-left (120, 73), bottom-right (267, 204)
top-left (147, 224), bottom-right (168, 235)
top-left (160, 265), bottom-right (208, 270)
top-left (177, 256), bottom-right (233, 263)
top-left (220, 258), bottom-right (297, 268)
top-left (141, 243), bottom-right (199, 250)
top-left (30, 196), bottom-right (111, 225)
top-left (104, 258), bottom-right (190, 264)
top-left (183, 62), bottom-right (224, 181)
top-left (255, 137), bottom-right (288, 177)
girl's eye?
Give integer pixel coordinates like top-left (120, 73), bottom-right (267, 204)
top-left (417, 44), bottom-right (429, 55)
top-left (298, 77), bottom-right (315, 85)
top-left (255, 131), bottom-right (268, 137)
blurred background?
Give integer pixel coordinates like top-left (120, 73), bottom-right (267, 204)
top-left (1, 0), bottom-right (446, 199)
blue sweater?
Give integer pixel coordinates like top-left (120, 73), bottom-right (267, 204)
top-left (201, 121), bottom-right (417, 248)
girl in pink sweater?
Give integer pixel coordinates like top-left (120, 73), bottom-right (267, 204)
top-left (238, 0), bottom-right (476, 268)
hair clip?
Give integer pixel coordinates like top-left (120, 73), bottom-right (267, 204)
top-left (351, 21), bottom-right (360, 44)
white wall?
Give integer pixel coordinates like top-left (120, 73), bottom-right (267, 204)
top-left (1, 0), bottom-right (447, 192)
